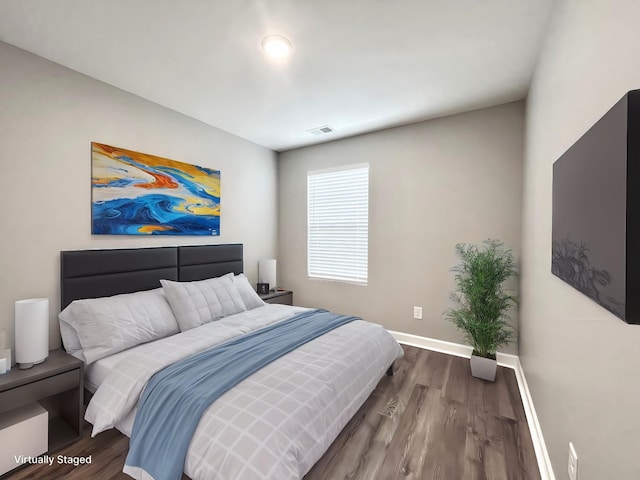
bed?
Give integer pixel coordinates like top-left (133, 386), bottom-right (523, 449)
top-left (59, 244), bottom-right (403, 480)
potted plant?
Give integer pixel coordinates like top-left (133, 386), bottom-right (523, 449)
top-left (445, 239), bottom-right (517, 381)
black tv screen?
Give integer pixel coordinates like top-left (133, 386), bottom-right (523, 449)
top-left (552, 90), bottom-right (640, 323)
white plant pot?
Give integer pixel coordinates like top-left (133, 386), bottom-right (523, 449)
top-left (470, 354), bottom-right (497, 382)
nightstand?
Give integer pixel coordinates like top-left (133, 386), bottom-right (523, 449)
top-left (0, 350), bottom-right (83, 457)
top-left (260, 290), bottom-right (293, 305)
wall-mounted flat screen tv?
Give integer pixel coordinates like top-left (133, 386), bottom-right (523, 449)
top-left (552, 89), bottom-right (640, 324)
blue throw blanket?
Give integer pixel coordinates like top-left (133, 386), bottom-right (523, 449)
top-left (124, 309), bottom-right (358, 480)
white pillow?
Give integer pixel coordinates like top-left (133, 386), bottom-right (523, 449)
top-left (161, 273), bottom-right (247, 332)
top-left (59, 320), bottom-right (83, 355)
top-left (234, 274), bottom-right (266, 310)
top-left (58, 288), bottom-right (179, 365)
top-left (58, 322), bottom-right (88, 362)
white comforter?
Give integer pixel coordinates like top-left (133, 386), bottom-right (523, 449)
top-left (85, 304), bottom-right (403, 480)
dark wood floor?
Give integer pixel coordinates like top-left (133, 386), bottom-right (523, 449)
top-left (304, 346), bottom-right (540, 480)
top-left (7, 345), bottom-right (540, 480)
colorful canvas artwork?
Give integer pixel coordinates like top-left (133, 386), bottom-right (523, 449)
top-left (91, 142), bottom-right (220, 235)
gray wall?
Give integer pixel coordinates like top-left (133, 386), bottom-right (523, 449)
top-left (279, 102), bottom-right (524, 351)
top-left (0, 42), bottom-right (278, 354)
top-left (520, 0), bottom-right (640, 478)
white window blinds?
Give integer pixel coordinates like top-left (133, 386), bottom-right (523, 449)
top-left (307, 164), bottom-right (369, 285)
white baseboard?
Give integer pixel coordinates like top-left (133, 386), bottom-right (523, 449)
top-left (511, 356), bottom-right (555, 480)
top-left (388, 330), bottom-right (520, 367)
top-left (388, 330), bottom-right (555, 480)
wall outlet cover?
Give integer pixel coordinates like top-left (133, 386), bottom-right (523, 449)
top-left (413, 306), bottom-right (423, 320)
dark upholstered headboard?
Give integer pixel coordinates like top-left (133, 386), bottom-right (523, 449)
top-left (179, 244), bottom-right (243, 282)
top-left (60, 244), bottom-right (243, 309)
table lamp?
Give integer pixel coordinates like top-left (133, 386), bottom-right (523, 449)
top-left (15, 298), bottom-right (49, 369)
top-left (258, 259), bottom-right (277, 292)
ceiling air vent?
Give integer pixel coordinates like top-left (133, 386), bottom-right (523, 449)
top-left (307, 125), bottom-right (335, 136)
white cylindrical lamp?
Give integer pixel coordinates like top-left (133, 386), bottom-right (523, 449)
top-left (258, 259), bottom-right (277, 292)
top-left (0, 328), bottom-right (11, 373)
top-left (15, 298), bottom-right (49, 369)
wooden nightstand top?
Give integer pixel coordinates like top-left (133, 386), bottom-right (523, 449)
top-left (0, 349), bottom-right (83, 392)
top-left (259, 290), bottom-right (293, 305)
top-left (259, 290), bottom-right (293, 301)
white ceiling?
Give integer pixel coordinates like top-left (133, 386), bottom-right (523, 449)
top-left (0, 0), bottom-right (556, 152)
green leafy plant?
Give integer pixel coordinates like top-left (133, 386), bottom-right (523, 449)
top-left (445, 239), bottom-right (517, 359)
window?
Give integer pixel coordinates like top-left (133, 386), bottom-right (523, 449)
top-left (307, 164), bottom-right (369, 285)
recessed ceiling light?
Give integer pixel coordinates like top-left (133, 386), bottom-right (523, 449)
top-left (261, 35), bottom-right (292, 59)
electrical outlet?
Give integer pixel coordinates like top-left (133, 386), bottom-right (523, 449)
top-left (568, 442), bottom-right (578, 480)
top-left (413, 306), bottom-right (423, 320)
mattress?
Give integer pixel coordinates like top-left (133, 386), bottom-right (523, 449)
top-left (84, 346), bottom-right (139, 393)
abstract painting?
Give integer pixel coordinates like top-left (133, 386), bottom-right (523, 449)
top-left (91, 142), bottom-right (220, 235)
